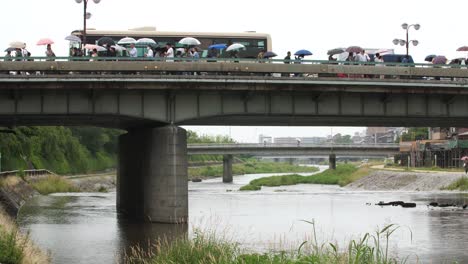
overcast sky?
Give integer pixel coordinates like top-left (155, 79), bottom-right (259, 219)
top-left (1, 0), bottom-right (466, 142)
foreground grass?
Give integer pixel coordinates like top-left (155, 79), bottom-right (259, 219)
top-left (443, 177), bottom-right (468, 191)
top-left (125, 224), bottom-right (410, 264)
top-left (240, 164), bottom-right (368, 191)
top-left (0, 207), bottom-right (50, 264)
top-left (30, 175), bottom-right (79, 195)
top-left (189, 161), bottom-right (319, 179)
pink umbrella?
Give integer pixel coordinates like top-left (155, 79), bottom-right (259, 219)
top-left (461, 156), bottom-right (468, 161)
top-left (432, 56), bottom-right (447, 65)
top-left (37, 38), bottom-right (54, 46)
top-left (456, 46), bottom-right (468, 52)
top-left (84, 44), bottom-right (106, 52)
top-left (346, 46), bottom-right (363, 53)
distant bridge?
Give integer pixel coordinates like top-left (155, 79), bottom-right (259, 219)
top-left (187, 143), bottom-right (399, 157)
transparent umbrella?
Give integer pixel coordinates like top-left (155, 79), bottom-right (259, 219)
top-left (226, 43), bottom-right (246, 52)
top-left (118, 37), bottom-right (137, 45)
top-left (178, 37), bottom-right (201, 46)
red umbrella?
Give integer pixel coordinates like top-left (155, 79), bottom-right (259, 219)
top-left (456, 46), bottom-right (468, 52)
top-left (346, 46), bottom-right (363, 53)
top-left (37, 38), bottom-right (54, 46)
top-left (461, 156), bottom-right (468, 161)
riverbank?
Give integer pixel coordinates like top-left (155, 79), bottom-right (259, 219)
top-left (346, 169), bottom-right (467, 191)
top-left (0, 206), bottom-right (50, 264)
top-left (125, 224), bottom-right (408, 264)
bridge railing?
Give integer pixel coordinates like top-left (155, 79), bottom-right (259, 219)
top-left (188, 143), bottom-right (400, 148)
top-left (1, 58), bottom-right (467, 80)
top-left (0, 169), bottom-right (56, 178)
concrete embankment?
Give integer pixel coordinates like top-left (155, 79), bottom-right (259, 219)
top-left (346, 169), bottom-right (465, 191)
top-left (0, 176), bottom-right (38, 217)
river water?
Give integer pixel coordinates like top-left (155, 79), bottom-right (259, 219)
top-left (18, 167), bottom-right (468, 263)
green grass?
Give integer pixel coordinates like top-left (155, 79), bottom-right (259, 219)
top-left (125, 224), bottom-right (411, 264)
top-left (0, 228), bottom-right (24, 264)
top-left (240, 164), bottom-right (368, 191)
top-left (30, 175), bottom-right (80, 195)
top-left (443, 177), bottom-right (468, 191)
top-left (189, 161), bottom-right (319, 179)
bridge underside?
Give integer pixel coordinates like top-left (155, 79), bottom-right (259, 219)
top-left (0, 85), bottom-right (468, 128)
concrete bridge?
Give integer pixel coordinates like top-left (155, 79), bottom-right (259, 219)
top-left (0, 61), bottom-right (466, 224)
top-left (187, 142), bottom-right (399, 182)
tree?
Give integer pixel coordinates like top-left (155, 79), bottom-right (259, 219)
top-left (400, 128), bottom-right (428, 141)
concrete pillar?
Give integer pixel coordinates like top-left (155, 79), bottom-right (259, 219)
top-left (329, 154), bottom-right (336, 170)
top-left (117, 125), bottom-right (188, 224)
top-left (223, 154), bottom-right (233, 183)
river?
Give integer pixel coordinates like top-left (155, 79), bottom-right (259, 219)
top-left (18, 167), bottom-right (468, 263)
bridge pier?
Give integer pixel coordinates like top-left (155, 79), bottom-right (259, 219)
top-left (329, 154), bottom-right (336, 170)
top-left (223, 154), bottom-right (233, 183)
top-left (117, 125), bottom-right (188, 224)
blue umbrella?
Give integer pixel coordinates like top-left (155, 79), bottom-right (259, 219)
top-left (208, 43), bottom-right (227, 50)
top-left (263, 51), bottom-right (277, 58)
top-left (294, 49), bottom-right (313, 56)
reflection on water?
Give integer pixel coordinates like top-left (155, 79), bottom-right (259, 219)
top-left (18, 168), bottom-right (468, 264)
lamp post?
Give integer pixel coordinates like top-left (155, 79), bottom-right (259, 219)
top-left (75, 0), bottom-right (101, 47)
top-left (392, 23), bottom-right (420, 56)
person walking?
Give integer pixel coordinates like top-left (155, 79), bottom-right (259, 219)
top-left (374, 53), bottom-right (385, 79)
top-left (145, 45), bottom-right (154, 58)
top-left (257, 50), bottom-right (265, 63)
top-left (45, 44), bottom-right (56, 61)
top-left (129, 43), bottom-right (138, 58)
top-left (464, 159), bottom-right (468, 174)
top-left (284, 51), bottom-right (291, 64)
top-left (165, 43), bottom-right (174, 62)
top-left (4, 50), bottom-right (12, 61)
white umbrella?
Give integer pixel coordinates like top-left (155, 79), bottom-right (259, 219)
top-left (111, 44), bottom-right (127, 51)
top-left (136, 38), bottom-right (156, 45)
top-left (65, 35), bottom-right (81, 43)
top-left (178, 37), bottom-right (201, 46)
top-left (117, 37), bottom-right (137, 45)
top-left (84, 44), bottom-right (106, 52)
top-left (9, 41), bottom-right (26, 49)
top-left (226, 43), bottom-right (245, 52)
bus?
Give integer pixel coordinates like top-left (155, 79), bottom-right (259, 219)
top-left (70, 27), bottom-right (272, 58)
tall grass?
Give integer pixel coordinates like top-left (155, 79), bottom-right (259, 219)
top-left (125, 223), bottom-right (411, 264)
top-left (30, 175), bottom-right (79, 195)
top-left (240, 164), bottom-right (368, 191)
top-left (443, 177), bottom-right (468, 191)
top-left (0, 207), bottom-right (50, 264)
top-left (189, 161), bottom-right (319, 179)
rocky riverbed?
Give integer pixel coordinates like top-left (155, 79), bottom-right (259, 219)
top-left (346, 169), bottom-right (466, 191)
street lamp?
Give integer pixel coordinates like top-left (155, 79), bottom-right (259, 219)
top-left (75, 0), bottom-right (101, 47)
top-left (392, 23), bottom-right (420, 56)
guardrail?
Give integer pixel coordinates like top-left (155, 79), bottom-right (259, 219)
top-left (0, 58), bottom-right (467, 80)
top-left (188, 143), bottom-right (400, 148)
top-left (0, 169), bottom-right (56, 178)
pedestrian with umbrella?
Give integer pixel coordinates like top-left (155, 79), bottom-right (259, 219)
top-left (462, 156), bottom-right (468, 174)
top-left (45, 44), bottom-right (56, 61)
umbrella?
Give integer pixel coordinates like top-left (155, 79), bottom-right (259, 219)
top-left (208, 43), bottom-right (227, 50)
top-left (263, 51), bottom-right (277, 58)
top-left (456, 46), bottom-right (468, 52)
top-left (461, 156), bottom-right (468, 161)
top-left (9, 41), bottom-right (26, 49)
top-left (178, 37), bottom-right (201, 46)
top-left (432, 55), bottom-right (447, 64)
top-left (294, 49), bottom-right (313, 56)
top-left (327, 48), bottom-right (345, 56)
top-left (226, 43), bottom-right (245, 52)
top-left (137, 38), bottom-right (157, 45)
top-left (84, 44), bottom-right (106, 52)
top-left (97, 37), bottom-right (115, 46)
top-left (4, 47), bottom-right (16, 52)
top-left (37, 38), bottom-right (54, 46)
top-left (65, 35), bottom-right (81, 43)
top-left (111, 44), bottom-right (126, 51)
top-left (117, 37), bottom-right (137, 45)
top-left (425, 54), bottom-right (437, 62)
top-left (346, 46), bottom-right (363, 53)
